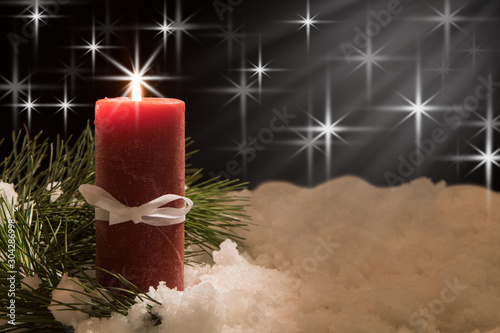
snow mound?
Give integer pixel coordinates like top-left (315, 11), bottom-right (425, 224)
top-left (74, 177), bottom-right (500, 333)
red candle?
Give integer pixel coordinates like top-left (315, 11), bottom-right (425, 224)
top-left (94, 85), bottom-right (185, 292)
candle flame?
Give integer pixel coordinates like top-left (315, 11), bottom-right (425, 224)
top-left (131, 79), bottom-right (142, 101)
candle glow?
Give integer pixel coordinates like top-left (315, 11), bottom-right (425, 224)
top-left (131, 79), bottom-right (142, 101)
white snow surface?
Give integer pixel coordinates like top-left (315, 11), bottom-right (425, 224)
top-left (72, 177), bottom-right (500, 333)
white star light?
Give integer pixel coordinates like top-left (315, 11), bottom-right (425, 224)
top-left (58, 49), bottom-right (87, 95)
top-left (217, 72), bottom-right (260, 110)
top-left (213, 16), bottom-right (244, 65)
top-left (236, 37), bottom-right (285, 99)
top-left (0, 56), bottom-right (33, 129)
top-left (463, 143), bottom-right (500, 190)
top-left (164, 0), bottom-right (211, 72)
top-left (430, 56), bottom-right (453, 84)
top-left (348, 38), bottom-right (391, 103)
top-left (17, 81), bottom-right (41, 133)
top-left (284, 0), bottom-right (333, 53)
top-left (74, 21), bottom-right (104, 73)
top-left (377, 61), bottom-right (442, 146)
top-left (288, 70), bottom-right (377, 180)
top-left (51, 81), bottom-right (82, 137)
top-left (96, 0), bottom-right (121, 44)
top-left (459, 32), bottom-right (486, 71)
top-left (18, 0), bottom-right (48, 48)
top-left (152, 2), bottom-right (174, 57)
top-left (0, 70), bottom-right (29, 101)
top-left (412, 0), bottom-right (471, 60)
top-left (460, 94), bottom-right (500, 190)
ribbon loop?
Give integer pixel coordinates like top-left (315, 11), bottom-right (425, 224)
top-left (78, 184), bottom-right (193, 226)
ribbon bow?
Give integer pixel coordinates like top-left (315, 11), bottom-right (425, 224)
top-left (78, 184), bottom-right (193, 226)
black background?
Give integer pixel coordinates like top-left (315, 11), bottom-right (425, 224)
top-left (1, 0), bottom-right (499, 191)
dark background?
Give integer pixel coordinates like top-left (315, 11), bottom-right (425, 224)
top-left (1, 0), bottom-right (499, 191)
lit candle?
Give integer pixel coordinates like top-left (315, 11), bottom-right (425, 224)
top-left (93, 81), bottom-right (186, 292)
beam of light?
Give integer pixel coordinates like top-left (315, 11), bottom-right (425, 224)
top-left (283, 0), bottom-right (334, 54)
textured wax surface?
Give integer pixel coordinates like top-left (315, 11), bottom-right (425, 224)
top-left (73, 177), bottom-right (500, 333)
top-left (95, 98), bottom-right (185, 291)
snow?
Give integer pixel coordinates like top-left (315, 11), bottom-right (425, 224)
top-left (69, 176), bottom-right (499, 333)
top-left (0, 181), bottom-right (18, 221)
top-left (46, 182), bottom-right (64, 203)
top-left (0, 181), bottom-right (18, 205)
top-left (21, 274), bottom-right (42, 291)
top-left (50, 274), bottom-right (91, 326)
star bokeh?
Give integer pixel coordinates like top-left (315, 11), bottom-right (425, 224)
top-left (0, 0), bottom-right (499, 191)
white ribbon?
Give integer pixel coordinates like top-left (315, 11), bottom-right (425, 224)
top-left (78, 184), bottom-right (193, 226)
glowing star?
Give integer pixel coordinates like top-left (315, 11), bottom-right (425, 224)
top-left (411, 0), bottom-right (471, 60)
top-left (152, 2), bottom-right (174, 56)
top-left (50, 80), bottom-right (91, 137)
top-left (376, 60), bottom-right (442, 146)
top-left (215, 72), bottom-right (260, 109)
top-left (461, 32), bottom-right (485, 71)
top-left (348, 39), bottom-right (391, 102)
top-left (463, 142), bottom-right (500, 190)
top-left (0, 70), bottom-right (30, 101)
top-left (284, 0), bottom-right (333, 52)
top-left (96, 1), bottom-right (121, 44)
top-left (16, 0), bottom-right (50, 48)
top-left (235, 38), bottom-right (285, 99)
top-left (15, 81), bottom-right (40, 132)
top-left (212, 17), bottom-right (244, 64)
